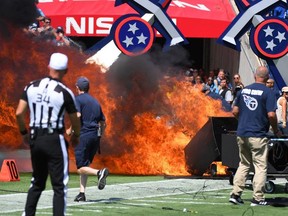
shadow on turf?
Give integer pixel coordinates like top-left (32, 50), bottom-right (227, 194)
top-left (85, 197), bottom-right (125, 203)
top-left (243, 184), bottom-right (288, 207)
top-left (0, 189), bottom-right (27, 193)
top-left (84, 197), bottom-right (188, 212)
top-left (266, 197), bottom-right (288, 207)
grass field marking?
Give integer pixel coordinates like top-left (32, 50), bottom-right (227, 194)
top-left (74, 209), bottom-right (102, 212)
top-left (0, 193), bottom-right (27, 198)
top-left (31, 212), bottom-right (68, 215)
top-left (0, 179), bottom-right (233, 214)
top-left (135, 199), bottom-right (231, 205)
top-left (163, 196), bottom-right (227, 200)
top-left (98, 206), bottom-right (130, 209)
top-left (0, 206), bottom-right (53, 214)
top-left (118, 202), bottom-right (155, 207)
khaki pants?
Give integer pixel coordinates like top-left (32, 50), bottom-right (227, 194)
top-left (231, 137), bottom-right (268, 201)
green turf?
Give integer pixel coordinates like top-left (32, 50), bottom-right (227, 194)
top-left (5, 188), bottom-right (288, 216)
top-left (0, 173), bottom-right (164, 194)
top-left (1, 173), bottom-right (287, 216)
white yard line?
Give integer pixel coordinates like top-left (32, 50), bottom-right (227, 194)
top-left (0, 178), bottom-right (286, 214)
top-left (0, 179), bottom-right (232, 214)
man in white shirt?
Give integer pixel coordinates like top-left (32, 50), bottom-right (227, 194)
top-left (219, 79), bottom-right (233, 104)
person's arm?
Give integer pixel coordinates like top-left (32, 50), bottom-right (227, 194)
top-left (213, 79), bottom-right (218, 88)
top-left (15, 99), bottom-right (29, 146)
top-left (69, 113), bottom-right (80, 135)
top-left (232, 105), bottom-right (239, 119)
top-left (66, 112), bottom-right (81, 136)
top-left (280, 98), bottom-right (287, 128)
top-left (16, 99), bottom-right (28, 132)
top-left (68, 112), bottom-right (81, 147)
top-left (99, 120), bottom-right (107, 135)
top-left (268, 111), bottom-right (282, 137)
top-left (64, 90), bottom-right (81, 145)
top-left (63, 36), bottom-right (71, 46)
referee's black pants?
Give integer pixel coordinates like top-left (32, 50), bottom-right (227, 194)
top-left (24, 131), bottom-right (69, 216)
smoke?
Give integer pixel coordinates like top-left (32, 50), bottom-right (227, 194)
top-left (106, 44), bottom-right (190, 131)
top-left (0, 0), bottom-right (37, 39)
top-left (149, 43), bottom-right (191, 69)
top-left (0, 0), bottom-right (37, 27)
top-left (0, 0), bottom-right (83, 150)
top-left (108, 44), bottom-right (190, 100)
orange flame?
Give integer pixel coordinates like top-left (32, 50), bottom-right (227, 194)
top-left (0, 26), bottom-right (232, 175)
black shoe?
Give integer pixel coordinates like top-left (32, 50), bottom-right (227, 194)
top-left (98, 168), bottom-right (109, 190)
top-left (250, 198), bottom-right (269, 206)
top-left (229, 194), bottom-right (244, 205)
top-left (74, 193), bottom-right (86, 202)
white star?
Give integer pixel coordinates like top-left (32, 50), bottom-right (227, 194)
top-left (266, 39), bottom-right (276, 51)
top-left (275, 31), bottom-right (286, 43)
top-left (122, 36), bottom-right (134, 48)
top-left (127, 23), bottom-right (139, 34)
top-left (263, 25), bottom-right (274, 37)
top-left (137, 33), bottom-right (148, 44)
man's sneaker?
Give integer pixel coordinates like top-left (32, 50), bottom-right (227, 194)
top-left (74, 193), bottom-right (86, 202)
top-left (98, 168), bottom-right (109, 190)
top-left (229, 194), bottom-right (244, 205)
top-left (250, 198), bottom-right (269, 206)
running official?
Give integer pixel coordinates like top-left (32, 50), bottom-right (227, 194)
top-left (16, 53), bottom-right (80, 216)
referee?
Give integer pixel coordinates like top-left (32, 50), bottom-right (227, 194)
top-left (16, 53), bottom-right (80, 216)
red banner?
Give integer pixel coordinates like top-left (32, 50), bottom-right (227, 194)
top-left (38, 0), bottom-right (235, 38)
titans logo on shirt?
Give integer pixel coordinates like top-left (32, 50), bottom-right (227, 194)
top-left (243, 95), bottom-right (258, 111)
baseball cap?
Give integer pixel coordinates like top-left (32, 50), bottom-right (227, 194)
top-left (49, 53), bottom-right (68, 70)
top-left (29, 23), bottom-right (37, 30)
top-left (76, 76), bottom-right (90, 90)
top-left (282, 86), bottom-right (288, 92)
top-left (56, 26), bottom-right (64, 34)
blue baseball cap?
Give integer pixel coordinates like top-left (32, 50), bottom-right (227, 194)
top-left (76, 76), bottom-right (89, 91)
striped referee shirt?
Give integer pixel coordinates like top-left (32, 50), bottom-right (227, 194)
top-left (21, 76), bottom-right (77, 129)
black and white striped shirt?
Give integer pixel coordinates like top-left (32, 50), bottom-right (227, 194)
top-left (21, 76), bottom-right (77, 129)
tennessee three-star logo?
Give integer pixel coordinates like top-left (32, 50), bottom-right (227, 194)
top-left (114, 15), bottom-right (154, 56)
top-left (250, 18), bottom-right (288, 59)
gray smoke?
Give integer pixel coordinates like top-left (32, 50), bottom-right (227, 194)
top-left (108, 44), bottom-right (190, 100)
top-left (0, 0), bottom-right (37, 26)
top-left (106, 44), bottom-right (190, 131)
top-left (0, 0), bottom-right (37, 38)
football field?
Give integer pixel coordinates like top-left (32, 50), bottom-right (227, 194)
top-left (0, 174), bottom-right (287, 215)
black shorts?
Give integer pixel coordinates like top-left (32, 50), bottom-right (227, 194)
top-left (74, 132), bottom-right (100, 169)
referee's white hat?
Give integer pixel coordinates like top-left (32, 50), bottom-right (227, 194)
top-left (49, 53), bottom-right (68, 70)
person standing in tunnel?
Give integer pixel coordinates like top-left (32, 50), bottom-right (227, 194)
top-left (229, 66), bottom-right (281, 206)
top-left (16, 53), bottom-right (80, 216)
top-left (66, 76), bottom-right (109, 202)
top-left (266, 78), bottom-right (280, 99)
top-left (276, 86), bottom-right (288, 135)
